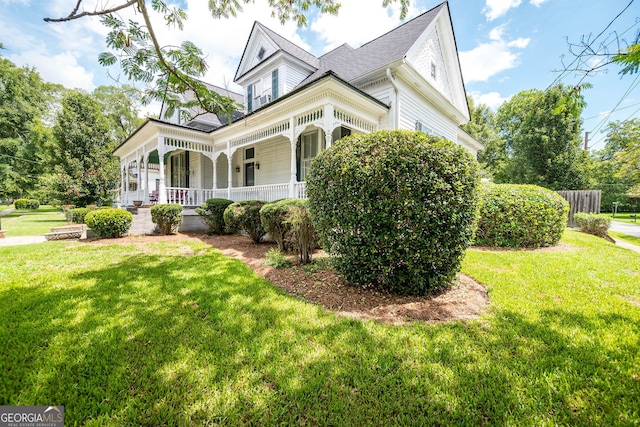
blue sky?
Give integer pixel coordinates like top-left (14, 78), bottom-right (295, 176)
top-left (1, 0), bottom-right (638, 150)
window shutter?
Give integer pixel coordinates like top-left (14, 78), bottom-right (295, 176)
top-left (247, 85), bottom-right (253, 111)
top-left (272, 69), bottom-right (279, 100)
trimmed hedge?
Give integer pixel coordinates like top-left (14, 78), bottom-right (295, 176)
top-left (150, 204), bottom-right (183, 235)
top-left (85, 208), bottom-right (133, 238)
top-left (574, 212), bottom-right (611, 238)
top-left (475, 183), bottom-right (569, 248)
top-left (14, 199), bottom-right (40, 210)
top-left (195, 198), bottom-right (233, 235)
top-left (308, 130), bottom-right (480, 295)
top-left (71, 207), bottom-right (89, 224)
top-left (259, 198), bottom-right (307, 251)
top-left (224, 200), bottom-right (267, 243)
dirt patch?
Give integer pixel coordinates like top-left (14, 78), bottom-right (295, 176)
top-left (198, 234), bottom-right (490, 325)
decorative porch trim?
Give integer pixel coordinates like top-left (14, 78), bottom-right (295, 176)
top-left (165, 138), bottom-right (214, 155)
top-left (334, 108), bottom-right (377, 133)
top-left (229, 120), bottom-right (291, 148)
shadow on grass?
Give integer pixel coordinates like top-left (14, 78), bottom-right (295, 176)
top-left (0, 242), bottom-right (638, 425)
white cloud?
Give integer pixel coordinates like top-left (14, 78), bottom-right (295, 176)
top-left (459, 26), bottom-right (530, 82)
top-left (469, 91), bottom-right (510, 109)
top-left (310, 0), bottom-right (424, 52)
top-left (9, 50), bottom-right (95, 91)
top-left (530, 0), bottom-right (549, 6)
top-left (483, 0), bottom-right (522, 21)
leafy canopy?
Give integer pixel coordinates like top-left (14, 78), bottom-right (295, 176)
top-left (44, 0), bottom-right (411, 122)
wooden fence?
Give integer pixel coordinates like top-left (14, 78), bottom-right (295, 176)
top-left (557, 190), bottom-right (602, 227)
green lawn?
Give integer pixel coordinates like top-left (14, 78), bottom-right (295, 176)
top-left (606, 212), bottom-right (640, 224)
top-left (0, 206), bottom-right (67, 236)
top-left (0, 231), bottom-right (638, 425)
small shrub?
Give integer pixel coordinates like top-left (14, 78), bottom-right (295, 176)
top-left (62, 204), bottom-right (76, 224)
top-left (574, 212), bottom-right (611, 238)
top-left (150, 204), bottom-right (183, 235)
top-left (224, 200), bottom-right (267, 243)
top-left (85, 208), bottom-right (133, 238)
top-left (195, 198), bottom-right (233, 235)
top-left (475, 183), bottom-right (569, 248)
top-left (259, 198), bottom-right (307, 251)
top-left (26, 199), bottom-right (40, 209)
top-left (14, 199), bottom-right (29, 210)
top-left (308, 130), bottom-right (480, 295)
top-left (263, 248), bottom-right (292, 268)
top-left (71, 207), bottom-right (89, 224)
top-left (286, 204), bottom-right (317, 264)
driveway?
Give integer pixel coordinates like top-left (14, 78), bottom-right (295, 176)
top-left (0, 235), bottom-right (47, 247)
top-left (610, 221), bottom-right (640, 238)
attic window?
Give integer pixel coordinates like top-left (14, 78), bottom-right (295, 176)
top-left (430, 62), bottom-right (437, 79)
top-left (257, 46), bottom-right (266, 61)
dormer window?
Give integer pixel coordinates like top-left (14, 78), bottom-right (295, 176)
top-left (257, 46), bottom-right (266, 61)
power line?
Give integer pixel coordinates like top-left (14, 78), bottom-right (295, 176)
top-left (546, 0), bottom-right (636, 90)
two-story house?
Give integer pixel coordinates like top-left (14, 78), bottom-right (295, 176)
top-left (114, 1), bottom-right (482, 207)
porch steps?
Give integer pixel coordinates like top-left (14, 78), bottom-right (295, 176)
top-left (45, 225), bottom-right (85, 241)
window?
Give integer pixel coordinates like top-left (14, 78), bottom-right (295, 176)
top-left (257, 46), bottom-right (266, 61)
top-left (245, 147), bottom-right (255, 160)
top-left (301, 131), bottom-right (319, 180)
top-left (430, 62), bottom-right (437, 79)
top-left (247, 85), bottom-right (253, 111)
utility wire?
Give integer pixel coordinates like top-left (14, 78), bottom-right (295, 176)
top-left (0, 153), bottom-right (44, 164)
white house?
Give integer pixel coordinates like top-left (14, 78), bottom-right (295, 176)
top-left (114, 1), bottom-right (482, 207)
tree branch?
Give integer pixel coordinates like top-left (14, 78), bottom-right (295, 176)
top-left (44, 0), bottom-right (138, 23)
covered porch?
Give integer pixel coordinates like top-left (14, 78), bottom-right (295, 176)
top-left (114, 79), bottom-right (388, 208)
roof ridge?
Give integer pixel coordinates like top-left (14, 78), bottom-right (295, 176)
top-left (356, 1), bottom-right (446, 50)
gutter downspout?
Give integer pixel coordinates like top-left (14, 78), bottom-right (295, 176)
top-left (386, 67), bottom-right (400, 129)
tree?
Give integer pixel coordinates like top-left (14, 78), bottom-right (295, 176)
top-left (611, 119), bottom-right (640, 191)
top-left (489, 85), bottom-right (592, 190)
top-left (0, 56), bottom-right (51, 199)
top-left (46, 90), bottom-right (120, 206)
top-left (93, 85), bottom-right (144, 142)
top-left (461, 96), bottom-right (505, 178)
top-left (44, 0), bottom-right (410, 121)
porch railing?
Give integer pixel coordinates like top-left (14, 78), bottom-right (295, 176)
top-left (121, 183), bottom-right (307, 207)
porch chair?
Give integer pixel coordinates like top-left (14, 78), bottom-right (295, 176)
top-left (149, 190), bottom-right (159, 204)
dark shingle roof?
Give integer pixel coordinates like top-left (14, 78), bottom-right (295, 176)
top-left (299, 3), bottom-right (445, 85)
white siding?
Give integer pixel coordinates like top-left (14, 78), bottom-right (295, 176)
top-left (361, 80), bottom-right (393, 130)
top-left (255, 137), bottom-right (291, 185)
top-left (201, 155), bottom-right (213, 189)
top-left (216, 154), bottom-right (228, 189)
top-left (283, 63), bottom-right (311, 94)
top-left (398, 85), bottom-right (457, 142)
top-left (189, 153), bottom-right (200, 188)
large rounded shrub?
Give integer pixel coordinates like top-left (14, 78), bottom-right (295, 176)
top-left (224, 200), bottom-right (267, 243)
top-left (14, 198), bottom-right (38, 210)
top-left (475, 183), bottom-right (569, 248)
top-left (150, 204), bottom-right (183, 235)
top-left (85, 208), bottom-right (133, 238)
top-left (195, 198), bottom-right (233, 235)
top-left (308, 130), bottom-right (480, 295)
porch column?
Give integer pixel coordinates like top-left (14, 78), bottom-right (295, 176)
top-left (324, 104), bottom-right (334, 149)
top-left (125, 161), bottom-right (130, 206)
top-left (289, 139), bottom-right (296, 197)
top-left (158, 139), bottom-right (167, 204)
top-left (227, 142), bottom-right (232, 200)
top-left (212, 154), bottom-right (217, 193)
top-left (135, 150), bottom-right (141, 201)
top-left (120, 164), bottom-right (126, 207)
top-left (143, 149), bottom-right (149, 203)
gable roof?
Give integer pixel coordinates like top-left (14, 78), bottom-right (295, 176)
top-left (234, 21), bottom-right (319, 81)
top-left (300, 3), bottom-right (445, 85)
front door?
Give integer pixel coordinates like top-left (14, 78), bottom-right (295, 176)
top-left (245, 162), bottom-right (255, 186)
